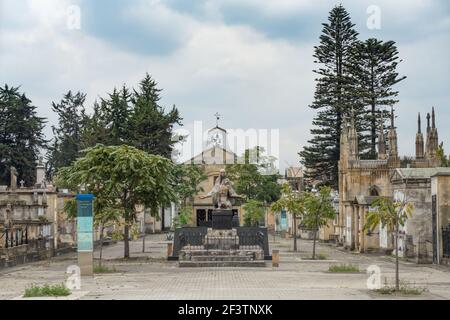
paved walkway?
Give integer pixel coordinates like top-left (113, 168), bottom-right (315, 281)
top-left (1, 234), bottom-right (450, 300)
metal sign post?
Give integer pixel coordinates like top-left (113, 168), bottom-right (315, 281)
top-left (76, 194), bottom-right (94, 276)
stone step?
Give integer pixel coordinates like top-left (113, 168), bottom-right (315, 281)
top-left (179, 261), bottom-right (266, 268)
top-left (191, 255), bottom-right (253, 262)
top-left (183, 250), bottom-right (262, 256)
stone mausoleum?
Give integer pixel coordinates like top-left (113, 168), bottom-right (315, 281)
top-left (0, 158), bottom-right (75, 268)
top-left (337, 107), bottom-right (450, 264)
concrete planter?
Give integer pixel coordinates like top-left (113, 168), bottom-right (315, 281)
top-left (13, 291), bottom-right (89, 300)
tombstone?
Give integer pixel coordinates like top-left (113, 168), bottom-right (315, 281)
top-left (36, 157), bottom-right (45, 187)
top-left (10, 166), bottom-right (18, 190)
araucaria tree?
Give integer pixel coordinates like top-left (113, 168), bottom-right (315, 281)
top-left (364, 197), bottom-right (413, 291)
top-left (349, 39), bottom-right (406, 158)
top-left (300, 5), bottom-right (360, 187)
top-left (0, 85), bottom-right (46, 186)
top-left (56, 145), bottom-right (176, 258)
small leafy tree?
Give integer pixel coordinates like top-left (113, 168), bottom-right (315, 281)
top-left (171, 164), bottom-right (206, 230)
top-left (271, 184), bottom-right (307, 251)
top-left (364, 197), bottom-right (414, 291)
top-left (243, 200), bottom-right (265, 227)
top-left (437, 142), bottom-right (449, 167)
top-left (303, 186), bottom-right (336, 259)
top-left (226, 147), bottom-right (281, 203)
top-left (173, 164), bottom-right (207, 207)
top-left (94, 205), bottom-right (121, 266)
top-left (173, 206), bottom-right (193, 228)
top-left (56, 144), bottom-right (176, 258)
top-left (62, 197), bottom-right (120, 266)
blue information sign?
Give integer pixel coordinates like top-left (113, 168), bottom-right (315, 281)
top-left (76, 194), bottom-right (94, 252)
top-left (280, 210), bottom-right (288, 231)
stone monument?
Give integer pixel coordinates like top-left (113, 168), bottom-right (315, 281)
top-left (9, 166), bottom-right (18, 191)
top-left (200, 169), bottom-right (242, 229)
top-left (174, 170), bottom-right (266, 267)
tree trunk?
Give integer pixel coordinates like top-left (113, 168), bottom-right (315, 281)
top-left (99, 223), bottom-right (104, 267)
top-left (142, 210), bottom-right (146, 253)
top-left (293, 214), bottom-right (297, 252)
top-left (312, 209), bottom-right (320, 259)
top-left (395, 222), bottom-right (400, 291)
top-left (142, 232), bottom-right (146, 253)
top-left (124, 223), bottom-right (130, 259)
top-left (312, 227), bottom-right (317, 259)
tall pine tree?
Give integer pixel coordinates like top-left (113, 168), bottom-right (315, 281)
top-left (300, 5), bottom-right (360, 187)
top-left (101, 86), bottom-right (132, 146)
top-left (46, 91), bottom-right (87, 178)
top-left (80, 100), bottom-right (109, 148)
top-left (349, 38), bottom-right (406, 158)
top-left (0, 85), bottom-right (47, 186)
top-left (128, 74), bottom-right (182, 158)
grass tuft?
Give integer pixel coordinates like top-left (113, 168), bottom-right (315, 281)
top-left (374, 280), bottom-right (426, 296)
top-left (24, 284), bottom-right (71, 298)
top-left (94, 265), bottom-right (117, 274)
top-left (328, 264), bottom-right (360, 273)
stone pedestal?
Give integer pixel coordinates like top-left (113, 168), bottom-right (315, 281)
top-left (178, 227), bottom-right (266, 267)
top-left (212, 209), bottom-right (233, 230)
top-left (205, 228), bottom-right (239, 250)
top-left (78, 251), bottom-right (93, 276)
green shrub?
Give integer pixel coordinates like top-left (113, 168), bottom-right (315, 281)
top-left (94, 265), bottom-right (117, 273)
top-left (375, 280), bottom-right (426, 295)
top-left (173, 206), bottom-right (193, 228)
top-left (24, 284), bottom-right (71, 298)
top-left (315, 253), bottom-right (328, 260)
top-left (328, 264), bottom-right (360, 273)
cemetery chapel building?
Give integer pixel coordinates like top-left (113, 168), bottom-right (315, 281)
top-left (183, 123), bottom-right (242, 227)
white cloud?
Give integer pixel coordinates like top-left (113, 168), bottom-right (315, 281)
top-left (1, 0), bottom-right (449, 170)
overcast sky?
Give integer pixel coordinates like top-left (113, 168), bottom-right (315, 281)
top-left (1, 0), bottom-right (449, 170)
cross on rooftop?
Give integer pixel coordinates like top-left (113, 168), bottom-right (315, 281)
top-left (214, 112), bottom-right (221, 127)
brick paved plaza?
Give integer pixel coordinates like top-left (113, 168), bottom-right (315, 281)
top-left (1, 234), bottom-right (450, 300)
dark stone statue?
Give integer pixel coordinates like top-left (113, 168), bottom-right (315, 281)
top-left (200, 169), bottom-right (243, 209)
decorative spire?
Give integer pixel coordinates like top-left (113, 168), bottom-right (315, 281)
top-left (348, 109), bottom-right (359, 161)
top-left (418, 113), bottom-right (421, 134)
top-left (378, 117), bottom-right (386, 160)
top-left (432, 107), bottom-right (436, 129)
top-left (416, 112), bottom-right (424, 159)
top-left (388, 107), bottom-right (398, 161)
top-left (390, 107), bottom-right (395, 129)
top-left (425, 107), bottom-right (439, 162)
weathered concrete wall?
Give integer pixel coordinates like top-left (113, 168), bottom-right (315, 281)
top-left (433, 174), bottom-right (450, 264)
top-left (393, 180), bottom-right (433, 263)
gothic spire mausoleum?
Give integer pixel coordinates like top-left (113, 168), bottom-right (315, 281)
top-left (334, 107), bottom-right (450, 264)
